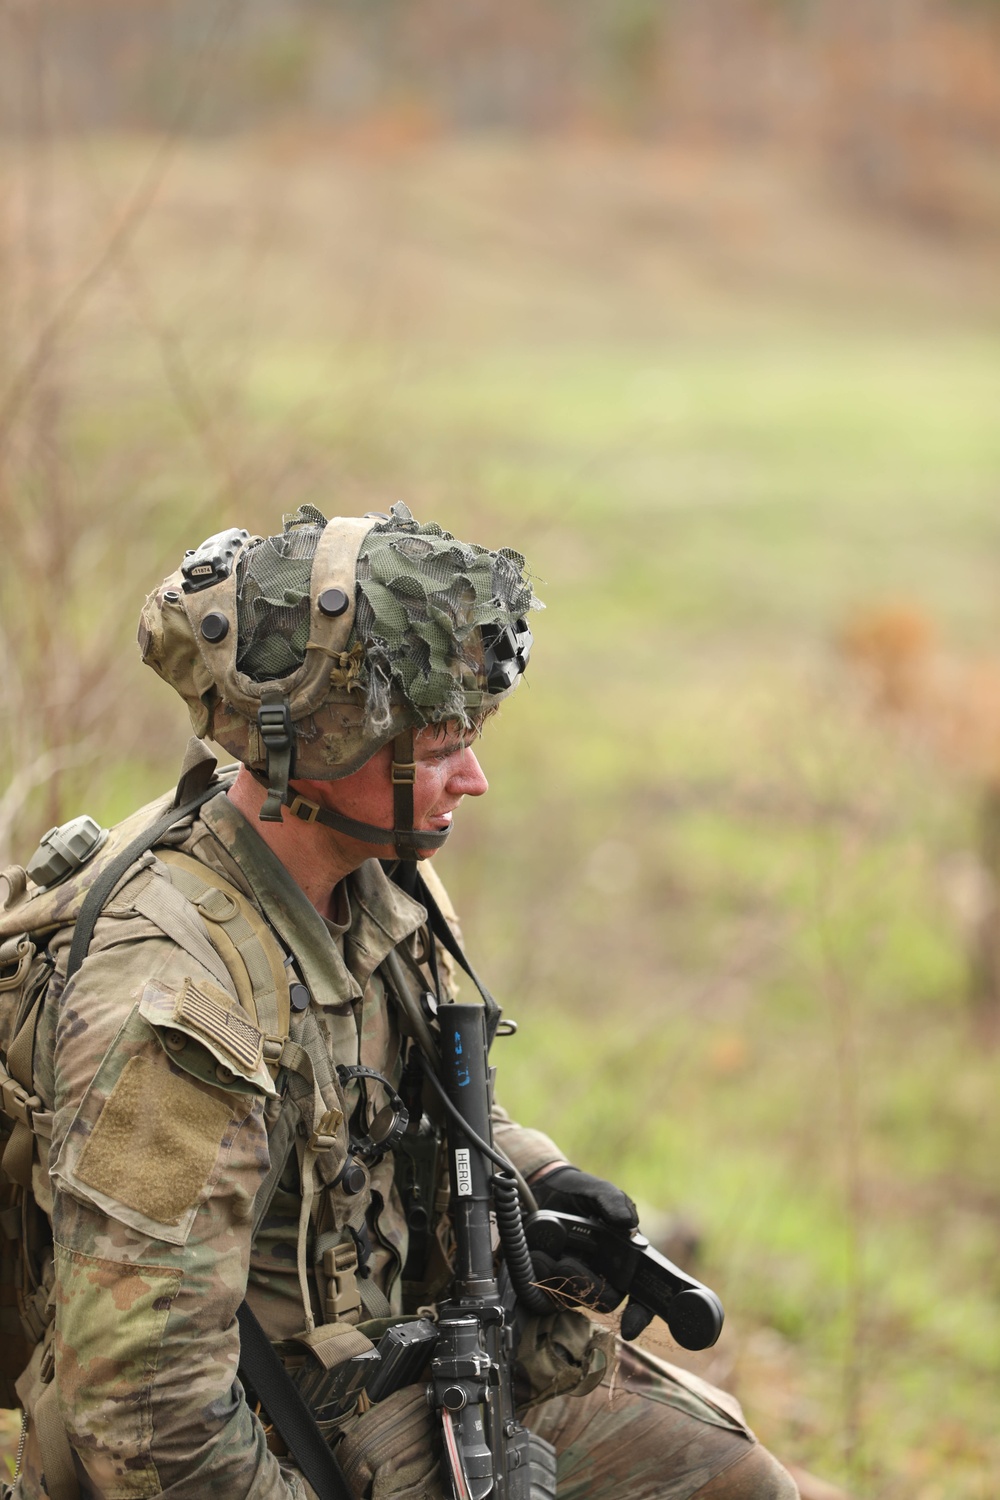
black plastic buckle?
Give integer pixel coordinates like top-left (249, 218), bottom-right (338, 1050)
top-left (258, 699), bottom-right (293, 751)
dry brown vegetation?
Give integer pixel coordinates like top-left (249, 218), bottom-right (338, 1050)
top-left (840, 600), bottom-right (1000, 1034)
top-left (5, 0), bottom-right (1000, 233)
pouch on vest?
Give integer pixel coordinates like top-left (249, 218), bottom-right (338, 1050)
top-left (514, 1310), bottom-right (616, 1406)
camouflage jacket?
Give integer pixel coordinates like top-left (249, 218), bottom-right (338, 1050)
top-left (15, 788), bottom-right (562, 1499)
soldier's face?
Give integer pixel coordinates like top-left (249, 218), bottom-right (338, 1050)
top-left (296, 725), bottom-right (489, 860)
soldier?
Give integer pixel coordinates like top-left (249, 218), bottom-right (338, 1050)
top-left (2, 504), bottom-right (797, 1498)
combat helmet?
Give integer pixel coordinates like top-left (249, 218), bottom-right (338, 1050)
top-left (138, 503), bottom-right (539, 859)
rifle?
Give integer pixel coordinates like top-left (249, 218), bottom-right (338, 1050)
top-left (430, 1001), bottom-right (557, 1500)
top-left (428, 1002), bottom-right (725, 1498)
top-left (246, 994), bottom-right (724, 1499)
top-left (273, 1000), bottom-right (557, 1498)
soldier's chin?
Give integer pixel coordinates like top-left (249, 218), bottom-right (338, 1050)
top-left (413, 826), bottom-right (450, 860)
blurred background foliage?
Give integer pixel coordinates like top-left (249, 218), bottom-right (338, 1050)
top-left (2, 2), bottom-right (1000, 1496)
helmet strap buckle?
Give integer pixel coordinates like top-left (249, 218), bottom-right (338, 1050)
top-left (391, 729), bottom-right (420, 862)
top-left (258, 694), bottom-right (295, 823)
top-left (287, 794), bottom-right (321, 824)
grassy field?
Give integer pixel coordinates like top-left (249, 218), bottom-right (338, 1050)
top-left (2, 136), bottom-right (1000, 1496)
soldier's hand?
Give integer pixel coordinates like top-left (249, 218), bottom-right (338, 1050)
top-left (529, 1163), bottom-right (638, 1232)
top-left (528, 1164), bottom-right (653, 1340)
top-left (526, 1240), bottom-right (654, 1341)
top-left (526, 1244), bottom-right (622, 1315)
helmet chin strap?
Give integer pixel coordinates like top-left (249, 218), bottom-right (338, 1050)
top-left (388, 726), bottom-right (422, 863)
top-left (253, 728), bottom-right (448, 860)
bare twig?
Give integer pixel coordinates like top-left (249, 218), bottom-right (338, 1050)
top-left (0, 739), bottom-right (99, 866)
top-left (0, 0), bottom-right (241, 461)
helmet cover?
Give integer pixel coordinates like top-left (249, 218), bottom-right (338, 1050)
top-left (138, 503), bottom-right (540, 782)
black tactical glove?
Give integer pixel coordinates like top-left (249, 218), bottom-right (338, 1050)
top-left (528, 1166), bottom-right (653, 1341)
top-left (530, 1165), bottom-right (639, 1232)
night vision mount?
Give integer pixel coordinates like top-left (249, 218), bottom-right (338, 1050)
top-left (181, 527), bottom-right (250, 593)
top-left (480, 617), bottom-right (533, 694)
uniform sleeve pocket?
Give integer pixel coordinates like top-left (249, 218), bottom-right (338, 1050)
top-left (75, 1054), bottom-right (233, 1224)
top-left (51, 1005), bottom-right (251, 1246)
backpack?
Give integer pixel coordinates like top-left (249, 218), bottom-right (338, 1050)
top-left (0, 748), bottom-right (293, 1410)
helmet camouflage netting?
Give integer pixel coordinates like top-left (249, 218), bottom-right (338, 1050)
top-left (234, 502), bottom-right (538, 732)
top-left (355, 507), bottom-right (536, 730)
top-left (235, 504), bottom-right (329, 683)
top-left (139, 502), bottom-right (540, 792)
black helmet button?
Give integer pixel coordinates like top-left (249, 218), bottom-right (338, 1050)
top-left (318, 587), bottom-right (350, 618)
top-left (201, 612), bottom-right (230, 642)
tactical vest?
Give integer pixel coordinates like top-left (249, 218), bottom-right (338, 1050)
top-left (0, 758), bottom-right (425, 1500)
top-left (0, 751), bottom-right (473, 1500)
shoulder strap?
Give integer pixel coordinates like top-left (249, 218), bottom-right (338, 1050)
top-left (408, 866), bottom-right (502, 1042)
top-left (0, 988), bottom-right (46, 1188)
top-left (154, 848), bottom-right (291, 1052)
top-left (65, 780), bottom-right (227, 984)
top-left (236, 1301), bottom-right (354, 1500)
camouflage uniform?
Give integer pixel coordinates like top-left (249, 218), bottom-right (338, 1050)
top-left (10, 786), bottom-right (794, 1499)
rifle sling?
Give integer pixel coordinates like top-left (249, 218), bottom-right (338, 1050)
top-left (236, 1300), bottom-right (354, 1500)
top-left (407, 867), bottom-right (502, 1042)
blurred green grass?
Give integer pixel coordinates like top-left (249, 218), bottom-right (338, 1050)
top-left (3, 139), bottom-right (1000, 1497)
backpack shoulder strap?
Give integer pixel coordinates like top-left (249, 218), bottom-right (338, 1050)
top-left (154, 848), bottom-right (291, 1057)
top-left (0, 987), bottom-right (46, 1188)
top-left (64, 779), bottom-right (227, 983)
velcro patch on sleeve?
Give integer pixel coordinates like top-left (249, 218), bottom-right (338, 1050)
top-left (174, 977), bottom-right (264, 1073)
top-left (75, 1055), bottom-right (234, 1225)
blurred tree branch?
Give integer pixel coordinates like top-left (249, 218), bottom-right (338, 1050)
top-left (0, 0), bottom-right (241, 462)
